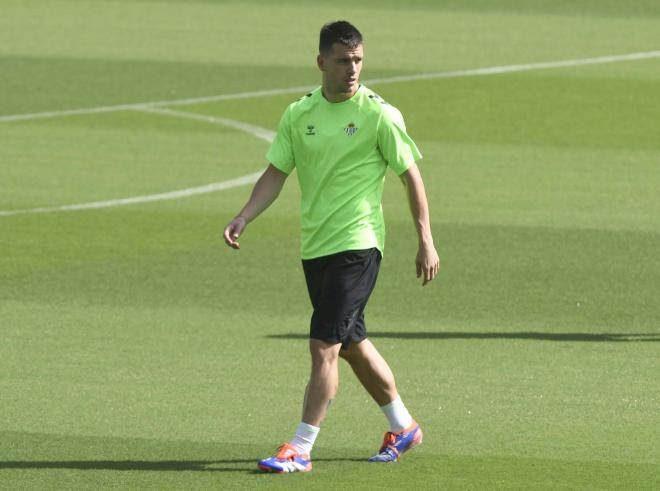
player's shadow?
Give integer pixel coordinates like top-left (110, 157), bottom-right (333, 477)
top-left (0, 460), bottom-right (255, 473)
top-left (0, 457), bottom-right (365, 473)
top-left (266, 331), bottom-right (660, 342)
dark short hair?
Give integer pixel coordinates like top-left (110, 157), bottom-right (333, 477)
top-left (319, 21), bottom-right (363, 55)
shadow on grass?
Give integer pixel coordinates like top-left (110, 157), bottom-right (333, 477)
top-left (0, 457), bottom-right (365, 473)
top-left (0, 460), bottom-right (248, 473)
top-left (0, 430), bottom-right (369, 475)
top-left (266, 332), bottom-right (660, 342)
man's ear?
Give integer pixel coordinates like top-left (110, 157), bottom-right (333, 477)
top-left (317, 54), bottom-right (325, 71)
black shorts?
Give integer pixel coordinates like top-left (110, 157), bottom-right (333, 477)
top-left (302, 248), bottom-right (381, 349)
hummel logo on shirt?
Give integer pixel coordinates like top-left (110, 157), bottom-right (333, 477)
top-left (305, 124), bottom-right (315, 135)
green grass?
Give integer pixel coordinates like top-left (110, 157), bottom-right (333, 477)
top-left (1, 0), bottom-right (659, 489)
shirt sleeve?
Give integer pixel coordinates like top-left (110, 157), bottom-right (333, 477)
top-left (377, 104), bottom-right (423, 175)
top-left (266, 106), bottom-right (295, 175)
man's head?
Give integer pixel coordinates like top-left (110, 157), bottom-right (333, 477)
top-left (319, 20), bottom-right (362, 55)
top-left (317, 21), bottom-right (363, 101)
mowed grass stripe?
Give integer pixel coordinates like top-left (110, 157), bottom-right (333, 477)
top-left (1, 50), bottom-right (659, 123)
top-left (4, 208), bottom-right (659, 331)
top-left (0, 431), bottom-right (657, 489)
top-left (3, 60), bottom-right (659, 217)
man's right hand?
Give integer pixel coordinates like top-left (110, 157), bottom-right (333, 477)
top-left (223, 216), bottom-right (247, 249)
top-left (222, 164), bottom-right (288, 251)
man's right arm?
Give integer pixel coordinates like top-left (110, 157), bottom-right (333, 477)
top-left (223, 163), bottom-right (288, 249)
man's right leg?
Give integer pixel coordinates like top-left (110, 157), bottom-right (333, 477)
top-left (302, 338), bottom-right (342, 425)
top-left (258, 339), bottom-right (341, 473)
top-left (259, 249), bottom-right (381, 472)
top-left (339, 339), bottom-right (423, 462)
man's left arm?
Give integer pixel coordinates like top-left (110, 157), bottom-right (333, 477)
top-left (400, 163), bottom-right (440, 286)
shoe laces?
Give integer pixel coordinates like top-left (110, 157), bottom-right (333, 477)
top-left (379, 432), bottom-right (397, 453)
top-left (275, 443), bottom-right (298, 460)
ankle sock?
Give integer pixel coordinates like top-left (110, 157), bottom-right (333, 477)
top-left (380, 395), bottom-right (413, 433)
top-left (290, 422), bottom-right (320, 455)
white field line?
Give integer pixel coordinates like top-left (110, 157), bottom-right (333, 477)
top-left (2, 49), bottom-right (659, 217)
top-left (0, 172), bottom-right (264, 217)
top-left (136, 106), bottom-right (276, 143)
top-left (0, 86), bottom-right (316, 124)
top-left (363, 50), bottom-right (660, 85)
top-left (0, 110), bottom-right (274, 216)
top-left (1, 50), bottom-right (659, 124)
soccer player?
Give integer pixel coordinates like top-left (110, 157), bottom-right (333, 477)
top-left (223, 20), bottom-right (439, 473)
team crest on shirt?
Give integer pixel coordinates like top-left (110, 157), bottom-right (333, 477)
top-left (344, 122), bottom-right (358, 136)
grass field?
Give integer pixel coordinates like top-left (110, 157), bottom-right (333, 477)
top-left (1, 1), bottom-right (659, 489)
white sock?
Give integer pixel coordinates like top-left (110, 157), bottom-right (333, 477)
top-left (289, 422), bottom-right (320, 456)
top-left (380, 395), bottom-right (414, 433)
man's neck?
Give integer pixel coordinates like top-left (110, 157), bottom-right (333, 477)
top-left (321, 83), bottom-right (358, 103)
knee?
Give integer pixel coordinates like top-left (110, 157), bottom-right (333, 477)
top-left (309, 341), bottom-right (340, 369)
top-left (311, 355), bottom-right (337, 373)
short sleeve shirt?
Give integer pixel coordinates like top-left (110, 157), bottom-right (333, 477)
top-left (266, 85), bottom-right (422, 259)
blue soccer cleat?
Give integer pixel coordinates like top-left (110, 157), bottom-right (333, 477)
top-left (368, 420), bottom-right (423, 462)
top-left (257, 443), bottom-right (312, 473)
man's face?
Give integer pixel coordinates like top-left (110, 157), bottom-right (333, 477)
top-left (318, 42), bottom-right (363, 96)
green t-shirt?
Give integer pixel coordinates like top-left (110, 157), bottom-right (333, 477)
top-left (266, 85), bottom-right (422, 260)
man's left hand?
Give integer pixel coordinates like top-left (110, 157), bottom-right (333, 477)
top-left (416, 244), bottom-right (440, 286)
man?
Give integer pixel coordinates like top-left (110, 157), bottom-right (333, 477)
top-left (223, 20), bottom-right (439, 473)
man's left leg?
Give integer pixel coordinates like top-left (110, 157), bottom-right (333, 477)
top-left (340, 338), bottom-right (423, 462)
